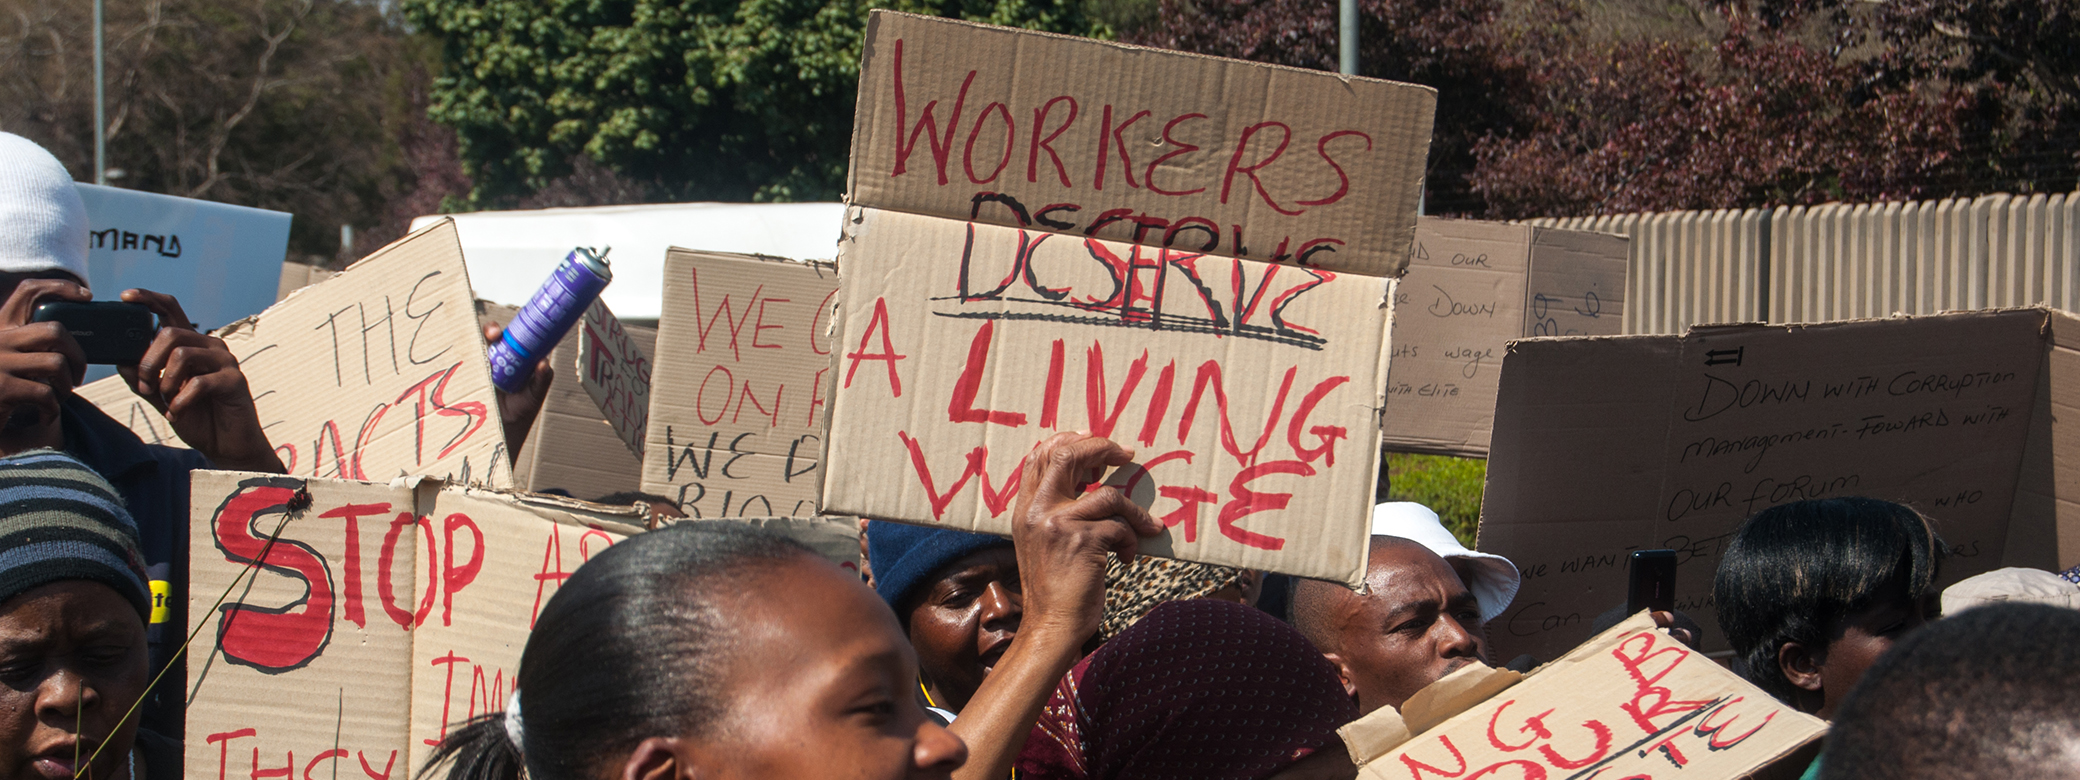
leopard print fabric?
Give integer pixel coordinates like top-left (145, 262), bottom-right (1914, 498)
top-left (1098, 554), bottom-right (1244, 642)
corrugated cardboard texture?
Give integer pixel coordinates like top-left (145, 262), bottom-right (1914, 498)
top-left (579, 300), bottom-right (653, 458)
top-left (276, 262), bottom-right (337, 302)
top-left (72, 374), bottom-right (186, 448)
top-left (1342, 612), bottom-right (1825, 779)
top-left (823, 207), bottom-right (1389, 587)
top-left (641, 249), bottom-right (837, 517)
top-left (848, 11), bottom-right (1435, 279)
top-left (2006, 308), bottom-right (2080, 571)
top-left (185, 471), bottom-right (646, 778)
top-left (1481, 310), bottom-right (2048, 661)
top-left (512, 315), bottom-right (657, 499)
top-left (218, 219), bottom-right (513, 487)
top-left (1383, 218), bottom-right (1628, 457)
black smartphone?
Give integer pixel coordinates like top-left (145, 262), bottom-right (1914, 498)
top-left (1627, 549), bottom-right (1678, 615)
top-left (31, 301), bottom-right (156, 365)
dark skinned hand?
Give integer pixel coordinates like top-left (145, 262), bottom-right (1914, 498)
top-left (0, 278), bottom-right (90, 453)
top-left (116, 289), bottom-right (284, 474)
top-left (482, 322), bottom-right (552, 457)
top-left (1009, 432), bottom-right (1163, 643)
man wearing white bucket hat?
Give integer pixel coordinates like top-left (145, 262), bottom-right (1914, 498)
top-left (1369, 501), bottom-right (1522, 625)
top-left (1287, 501), bottom-right (1524, 715)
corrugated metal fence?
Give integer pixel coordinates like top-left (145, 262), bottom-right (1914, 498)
top-left (1528, 193), bottom-right (2080, 334)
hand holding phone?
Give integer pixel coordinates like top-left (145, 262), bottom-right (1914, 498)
top-left (1627, 549), bottom-right (1678, 615)
top-left (31, 301), bottom-right (156, 365)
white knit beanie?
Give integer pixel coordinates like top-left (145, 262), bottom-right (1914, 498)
top-left (0, 132), bottom-right (91, 283)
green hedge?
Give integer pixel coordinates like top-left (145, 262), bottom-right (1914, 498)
top-left (1382, 453), bottom-right (1487, 548)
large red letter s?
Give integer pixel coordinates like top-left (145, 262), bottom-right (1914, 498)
top-left (213, 479), bottom-right (335, 672)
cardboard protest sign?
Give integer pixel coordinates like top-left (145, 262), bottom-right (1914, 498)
top-left (1384, 218), bottom-right (1627, 457)
top-left (185, 471), bottom-right (647, 779)
top-left (218, 219), bottom-right (513, 488)
top-left (1341, 612), bottom-right (1826, 780)
top-left (848, 11), bottom-right (1436, 278)
top-left (510, 315), bottom-right (656, 500)
top-left (2009, 309), bottom-right (2080, 569)
top-left (579, 300), bottom-right (653, 457)
top-left (1481, 309), bottom-right (2054, 661)
top-left (822, 207), bottom-right (1391, 586)
top-left (75, 183), bottom-right (291, 332)
top-left (642, 249), bottom-right (838, 517)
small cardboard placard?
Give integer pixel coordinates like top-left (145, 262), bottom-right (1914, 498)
top-left (184, 471), bottom-right (648, 779)
top-left (1384, 218), bottom-right (1628, 457)
top-left (1342, 612), bottom-right (1826, 780)
top-left (822, 207), bottom-right (1390, 586)
top-left (641, 249), bottom-right (838, 518)
top-left (509, 311), bottom-right (656, 501)
top-left (1481, 309), bottom-right (2053, 660)
top-left (848, 11), bottom-right (1436, 278)
top-left (217, 219), bottom-right (512, 487)
top-left (579, 300), bottom-right (653, 458)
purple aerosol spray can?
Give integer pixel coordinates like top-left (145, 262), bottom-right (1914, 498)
top-left (489, 246), bottom-right (612, 393)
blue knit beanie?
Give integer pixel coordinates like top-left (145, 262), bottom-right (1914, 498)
top-left (866, 521), bottom-right (1013, 615)
top-left (0, 450), bottom-right (150, 622)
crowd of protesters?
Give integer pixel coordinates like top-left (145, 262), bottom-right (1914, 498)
top-left (2, 127), bottom-right (2078, 780)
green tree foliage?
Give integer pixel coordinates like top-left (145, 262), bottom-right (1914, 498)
top-left (402, 0), bottom-right (1105, 206)
top-left (1, 0), bottom-right (447, 259)
top-left (1134, 0), bottom-right (2079, 218)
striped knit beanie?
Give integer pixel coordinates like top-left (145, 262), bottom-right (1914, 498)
top-left (0, 450), bottom-right (149, 622)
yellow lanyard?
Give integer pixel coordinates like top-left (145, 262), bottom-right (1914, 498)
top-left (920, 680), bottom-right (1016, 779)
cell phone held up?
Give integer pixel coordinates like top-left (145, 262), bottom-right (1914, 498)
top-left (31, 301), bottom-right (156, 365)
top-left (1626, 549), bottom-right (1678, 616)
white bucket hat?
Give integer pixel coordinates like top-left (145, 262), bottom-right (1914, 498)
top-left (0, 132), bottom-right (91, 283)
top-left (1941, 567), bottom-right (2080, 615)
top-left (1371, 501), bottom-right (1520, 623)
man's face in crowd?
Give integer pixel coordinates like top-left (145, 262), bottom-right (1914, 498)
top-left (903, 548), bottom-right (1020, 712)
top-left (0, 581), bottom-right (150, 780)
top-left (1322, 538), bottom-right (1487, 714)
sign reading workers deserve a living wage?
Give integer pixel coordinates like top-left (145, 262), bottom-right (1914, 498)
top-left (1480, 309), bottom-right (2054, 661)
top-left (218, 219), bottom-right (513, 488)
top-left (848, 12), bottom-right (1437, 278)
top-left (184, 471), bottom-right (648, 780)
top-left (824, 208), bottom-right (1392, 587)
top-left (642, 250), bottom-right (838, 518)
top-left (1383, 218), bottom-right (1628, 458)
top-left (1341, 612), bottom-right (1825, 780)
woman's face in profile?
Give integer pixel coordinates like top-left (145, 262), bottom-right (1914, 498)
top-left (684, 557), bottom-right (967, 780)
top-left (0, 581), bottom-right (149, 780)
